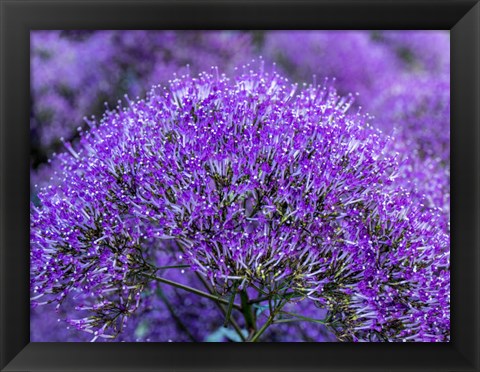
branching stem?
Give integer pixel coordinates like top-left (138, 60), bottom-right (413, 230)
top-left (143, 273), bottom-right (242, 310)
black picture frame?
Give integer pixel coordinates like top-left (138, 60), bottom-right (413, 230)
top-left (1, 0), bottom-right (479, 371)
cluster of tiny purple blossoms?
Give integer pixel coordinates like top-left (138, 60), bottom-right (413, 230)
top-left (31, 31), bottom-right (254, 163)
top-left (31, 31), bottom-right (448, 163)
top-left (265, 30), bottom-right (451, 240)
top-left (31, 31), bottom-right (450, 342)
top-left (31, 65), bottom-right (449, 342)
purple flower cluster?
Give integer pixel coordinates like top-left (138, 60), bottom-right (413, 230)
top-left (31, 31), bottom-right (254, 162)
top-left (262, 31), bottom-right (401, 105)
top-left (379, 31), bottom-right (450, 73)
top-left (31, 266), bottom-right (335, 342)
top-left (262, 31), bottom-right (449, 103)
top-left (30, 272), bottom-right (221, 342)
top-left (31, 66), bottom-right (449, 342)
top-left (371, 74), bottom-right (450, 228)
top-left (31, 32), bottom-right (116, 157)
top-left (261, 30), bottom-right (450, 236)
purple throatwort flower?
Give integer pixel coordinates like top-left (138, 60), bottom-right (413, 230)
top-left (31, 31), bottom-right (254, 160)
top-left (371, 74), bottom-right (450, 165)
top-left (370, 73), bottom-right (450, 235)
top-left (31, 32), bottom-right (117, 154)
top-left (261, 31), bottom-right (401, 106)
top-left (379, 30), bottom-right (450, 74)
top-left (31, 65), bottom-right (449, 342)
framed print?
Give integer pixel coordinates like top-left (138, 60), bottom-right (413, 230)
top-left (1, 0), bottom-right (479, 371)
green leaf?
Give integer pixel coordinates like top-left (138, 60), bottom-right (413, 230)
top-left (223, 327), bottom-right (248, 342)
top-left (252, 303), bottom-right (269, 316)
top-left (223, 283), bottom-right (239, 327)
top-left (134, 320), bottom-right (149, 339)
top-left (240, 290), bottom-right (255, 330)
top-left (205, 326), bottom-right (248, 342)
top-left (205, 327), bottom-right (225, 342)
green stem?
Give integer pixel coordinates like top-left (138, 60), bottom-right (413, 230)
top-left (173, 240), bottom-right (246, 341)
top-left (224, 282), bottom-right (239, 327)
top-left (194, 273), bottom-right (246, 342)
top-left (248, 281), bottom-right (269, 296)
top-left (278, 310), bottom-right (330, 325)
top-left (273, 318), bottom-right (306, 324)
top-left (249, 316), bottom-right (274, 342)
top-left (248, 291), bottom-right (299, 305)
top-left (248, 298), bottom-right (289, 342)
top-left (143, 273), bottom-right (242, 310)
top-left (156, 287), bottom-right (197, 341)
top-left (240, 290), bottom-right (256, 332)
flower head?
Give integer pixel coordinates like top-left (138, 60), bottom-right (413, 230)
top-left (31, 65), bottom-right (449, 341)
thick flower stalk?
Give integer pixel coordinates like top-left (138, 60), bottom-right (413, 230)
top-left (31, 66), bottom-right (449, 342)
